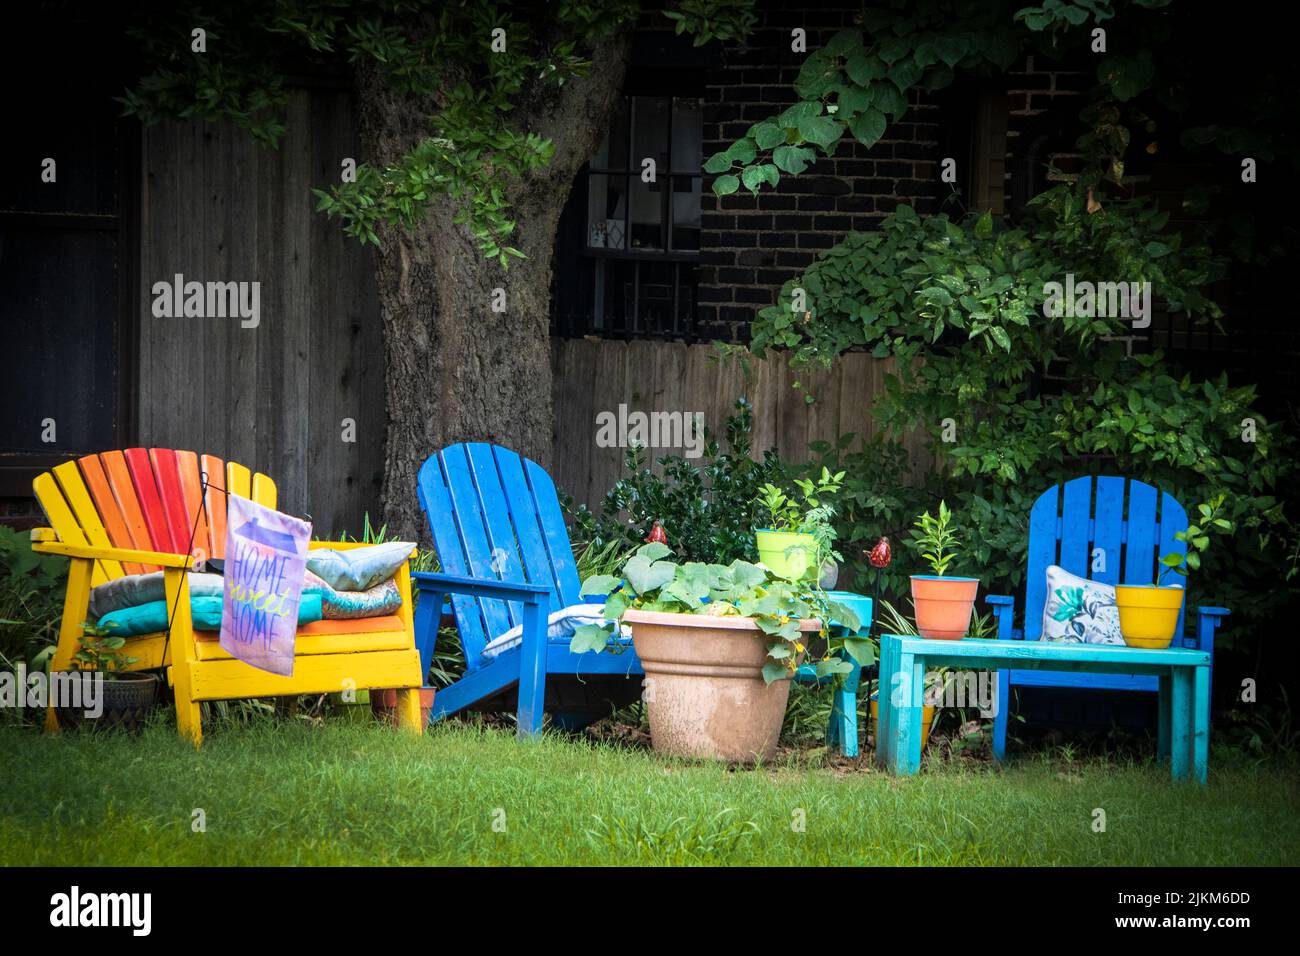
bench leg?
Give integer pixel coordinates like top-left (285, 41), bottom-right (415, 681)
top-left (887, 651), bottom-right (925, 775)
top-left (1192, 666), bottom-right (1210, 785)
top-left (1157, 674), bottom-right (1172, 759)
top-left (1169, 668), bottom-right (1191, 782)
top-left (875, 637), bottom-right (897, 769)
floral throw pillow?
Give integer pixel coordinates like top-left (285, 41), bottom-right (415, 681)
top-left (1041, 565), bottom-right (1124, 645)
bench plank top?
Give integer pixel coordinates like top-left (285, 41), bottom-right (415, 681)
top-left (881, 635), bottom-right (1210, 670)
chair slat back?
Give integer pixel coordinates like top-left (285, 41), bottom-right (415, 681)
top-left (417, 443), bottom-right (581, 670)
top-left (1024, 475), bottom-right (1189, 642)
top-left (33, 449), bottom-right (276, 584)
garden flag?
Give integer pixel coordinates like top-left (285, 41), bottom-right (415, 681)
top-left (220, 494), bottom-right (312, 676)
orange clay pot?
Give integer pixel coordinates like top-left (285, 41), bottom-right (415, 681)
top-left (910, 575), bottom-right (979, 641)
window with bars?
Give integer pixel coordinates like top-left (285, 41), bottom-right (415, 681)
top-left (552, 94), bottom-right (702, 339)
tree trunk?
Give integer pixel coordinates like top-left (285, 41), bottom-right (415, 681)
top-left (355, 32), bottom-right (632, 540)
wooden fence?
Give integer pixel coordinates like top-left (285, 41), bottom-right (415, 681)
top-left (550, 337), bottom-right (929, 510)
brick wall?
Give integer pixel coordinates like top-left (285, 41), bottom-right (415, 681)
top-left (696, 7), bottom-right (945, 342)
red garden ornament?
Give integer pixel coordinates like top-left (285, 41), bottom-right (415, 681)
top-left (645, 522), bottom-right (668, 546)
top-left (867, 535), bottom-right (892, 569)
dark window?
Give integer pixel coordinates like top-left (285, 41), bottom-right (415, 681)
top-left (552, 94), bottom-right (702, 339)
top-left (0, 12), bottom-right (136, 495)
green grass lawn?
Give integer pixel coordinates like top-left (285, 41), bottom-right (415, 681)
top-left (2, 718), bottom-right (1297, 866)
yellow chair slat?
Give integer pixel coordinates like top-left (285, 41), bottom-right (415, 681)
top-left (187, 649), bottom-right (422, 701)
top-left (251, 472), bottom-right (277, 510)
top-left (226, 461), bottom-right (252, 500)
top-left (51, 461), bottom-right (126, 583)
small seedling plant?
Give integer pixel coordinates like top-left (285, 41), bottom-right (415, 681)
top-left (573, 542), bottom-right (870, 684)
top-left (910, 500), bottom-right (962, 576)
top-left (1158, 495), bottom-right (1234, 584)
top-left (73, 625), bottom-right (140, 678)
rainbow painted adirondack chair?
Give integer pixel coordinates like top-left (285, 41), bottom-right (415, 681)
top-left (414, 443), bottom-right (643, 736)
top-left (987, 475), bottom-right (1229, 759)
top-left (31, 449), bottom-right (425, 745)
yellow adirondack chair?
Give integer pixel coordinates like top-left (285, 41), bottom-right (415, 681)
top-left (31, 448), bottom-right (425, 745)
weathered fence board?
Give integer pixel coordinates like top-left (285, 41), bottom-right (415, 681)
top-left (551, 337), bottom-right (929, 510)
top-left (137, 89), bottom-right (384, 537)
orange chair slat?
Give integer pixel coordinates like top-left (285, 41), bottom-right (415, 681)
top-left (76, 455), bottom-right (145, 575)
top-left (201, 454), bottom-right (227, 559)
top-left (176, 451), bottom-right (212, 568)
top-left (150, 448), bottom-right (196, 557)
top-left (99, 451), bottom-right (152, 553)
top-left (124, 448), bottom-right (178, 554)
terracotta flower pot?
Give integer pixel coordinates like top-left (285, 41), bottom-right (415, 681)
top-left (371, 687), bottom-right (437, 728)
top-left (624, 608), bottom-right (818, 764)
top-left (1115, 584), bottom-right (1186, 649)
top-left (910, 575), bottom-right (979, 640)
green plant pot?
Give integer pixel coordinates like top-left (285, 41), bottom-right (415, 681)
top-left (755, 529), bottom-right (818, 581)
top-left (328, 688), bottom-right (373, 724)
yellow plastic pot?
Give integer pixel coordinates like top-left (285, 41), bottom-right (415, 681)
top-left (1115, 584), bottom-right (1186, 649)
top-left (755, 530), bottom-right (818, 581)
top-left (869, 695), bottom-right (935, 752)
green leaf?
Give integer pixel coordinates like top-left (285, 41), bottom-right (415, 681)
top-left (844, 50), bottom-right (885, 86)
top-left (579, 574), bottom-right (620, 597)
top-left (772, 145), bottom-right (815, 175)
top-left (570, 624), bottom-right (613, 654)
top-left (703, 151), bottom-right (732, 174)
top-left (713, 174), bottom-right (740, 196)
top-left (725, 138), bottom-right (757, 165)
top-left (637, 541), bottom-right (672, 561)
top-left (797, 115), bottom-right (842, 149)
top-left (848, 108), bottom-right (887, 148)
top-left (753, 122), bottom-right (785, 150)
top-left (840, 636), bottom-right (875, 665)
top-left (623, 555), bottom-right (675, 594)
top-left (761, 662), bottom-right (789, 685)
top-left (974, 210), bottom-right (993, 238)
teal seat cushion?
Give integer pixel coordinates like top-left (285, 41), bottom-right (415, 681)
top-left (98, 594), bottom-right (324, 637)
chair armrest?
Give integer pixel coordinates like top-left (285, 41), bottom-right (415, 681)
top-left (31, 539), bottom-right (193, 569)
top-left (985, 594), bottom-right (1018, 640)
top-left (1192, 605), bottom-right (1230, 654)
top-left (412, 571), bottom-right (549, 602)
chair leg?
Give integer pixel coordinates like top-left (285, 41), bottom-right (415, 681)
top-left (516, 597), bottom-right (547, 738)
top-left (176, 695), bottom-right (203, 747)
top-left (830, 687), bottom-right (858, 758)
top-left (45, 556), bottom-right (94, 733)
top-left (992, 670), bottom-right (1010, 761)
top-left (395, 687), bottom-right (423, 735)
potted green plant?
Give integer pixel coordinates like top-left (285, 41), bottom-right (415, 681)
top-left (908, 501), bottom-right (979, 640)
top-left (754, 467), bottom-right (845, 582)
top-left (574, 542), bottom-right (866, 763)
top-left (56, 627), bottom-right (159, 733)
top-left (1116, 496), bottom-right (1233, 648)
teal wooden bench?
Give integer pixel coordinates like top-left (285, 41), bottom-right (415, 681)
top-left (876, 634), bottom-right (1212, 783)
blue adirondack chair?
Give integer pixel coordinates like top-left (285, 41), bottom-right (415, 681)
top-left (412, 443), bottom-right (643, 736)
top-left (987, 475), bottom-right (1230, 759)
